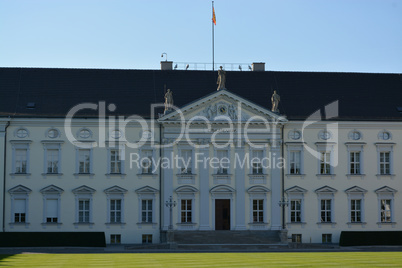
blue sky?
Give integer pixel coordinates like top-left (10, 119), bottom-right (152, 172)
top-left (1, 0), bottom-right (401, 73)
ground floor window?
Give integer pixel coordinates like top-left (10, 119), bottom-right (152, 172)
top-left (252, 199), bottom-right (264, 223)
top-left (110, 234), bottom-right (121, 244)
top-left (322, 234), bottom-right (332, 243)
top-left (142, 234), bottom-right (152, 244)
top-left (181, 199), bottom-right (192, 223)
top-left (292, 234), bottom-right (302, 243)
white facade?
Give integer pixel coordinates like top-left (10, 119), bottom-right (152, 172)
top-left (0, 89), bottom-right (401, 244)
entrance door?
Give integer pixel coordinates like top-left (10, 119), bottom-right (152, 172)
top-left (215, 199), bottom-right (230, 230)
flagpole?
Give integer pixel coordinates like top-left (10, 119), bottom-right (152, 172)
top-left (212, 1), bottom-right (214, 71)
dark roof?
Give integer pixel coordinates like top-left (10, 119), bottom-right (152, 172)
top-left (1, 67), bottom-right (401, 120)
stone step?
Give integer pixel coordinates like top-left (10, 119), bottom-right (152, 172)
top-left (176, 243), bottom-right (289, 251)
top-left (172, 230), bottom-right (282, 245)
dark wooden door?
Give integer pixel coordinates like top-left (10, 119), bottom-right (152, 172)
top-left (215, 199), bottom-right (230, 230)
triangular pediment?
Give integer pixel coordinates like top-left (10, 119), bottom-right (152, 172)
top-left (315, 185), bottom-right (337, 193)
top-left (175, 185), bottom-right (198, 193)
top-left (210, 185), bottom-right (235, 193)
top-left (285, 186), bottom-right (308, 194)
top-left (247, 186), bottom-right (270, 193)
top-left (8, 185), bottom-right (32, 194)
top-left (72, 185), bottom-right (96, 194)
top-left (104, 185), bottom-right (128, 194)
top-left (159, 89), bottom-right (287, 123)
top-left (345, 186), bottom-right (367, 194)
top-left (375, 186), bottom-right (397, 194)
top-left (135, 186), bottom-right (159, 194)
top-left (40, 184), bottom-right (64, 194)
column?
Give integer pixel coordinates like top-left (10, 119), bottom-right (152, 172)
top-left (162, 144), bottom-right (174, 230)
top-left (234, 142), bottom-right (246, 230)
top-left (270, 140), bottom-right (282, 230)
top-left (198, 141), bottom-right (211, 230)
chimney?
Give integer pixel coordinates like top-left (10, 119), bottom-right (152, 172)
top-left (252, 62), bottom-right (265, 71)
top-left (161, 61), bottom-right (173, 70)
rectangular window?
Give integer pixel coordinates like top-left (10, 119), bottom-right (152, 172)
top-left (142, 234), bottom-right (152, 244)
top-left (141, 200), bottom-right (153, 223)
top-left (252, 199), bottom-right (264, 223)
top-left (14, 199), bottom-right (26, 223)
top-left (289, 151), bottom-right (301, 174)
top-left (110, 199), bottom-right (122, 223)
top-left (217, 150), bottom-right (228, 174)
top-left (181, 199), bottom-right (192, 223)
top-left (380, 199), bottom-right (392, 222)
top-left (380, 152), bottom-right (390, 175)
top-left (322, 234), bottom-right (332, 243)
top-left (142, 150), bottom-right (153, 174)
top-left (349, 152), bottom-right (361, 174)
top-left (350, 199), bottom-right (361, 222)
top-left (320, 199), bottom-right (332, 222)
top-left (180, 150), bottom-right (192, 174)
top-left (47, 149), bottom-right (59, 174)
top-left (292, 234), bottom-right (302, 243)
top-left (320, 152), bottom-right (331, 174)
top-left (110, 150), bottom-right (121, 174)
top-left (290, 199), bottom-right (302, 223)
top-left (79, 149), bottom-right (91, 174)
top-left (110, 234), bottom-right (121, 244)
top-left (78, 199), bottom-right (90, 223)
top-left (46, 199), bottom-right (58, 223)
top-left (252, 150), bottom-right (263, 174)
top-left (15, 149), bottom-right (27, 174)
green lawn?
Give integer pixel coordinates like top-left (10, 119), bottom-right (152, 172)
top-left (0, 252), bottom-right (401, 267)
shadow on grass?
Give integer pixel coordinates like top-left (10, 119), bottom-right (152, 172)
top-left (0, 255), bottom-right (15, 266)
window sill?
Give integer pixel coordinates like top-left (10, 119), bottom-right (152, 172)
top-left (42, 173), bottom-right (63, 177)
top-left (346, 174), bottom-right (366, 179)
top-left (287, 222), bottom-right (306, 225)
top-left (9, 222), bottom-right (30, 229)
top-left (74, 173), bottom-right (95, 176)
top-left (212, 174), bottom-right (232, 184)
top-left (347, 222), bottom-right (367, 228)
top-left (248, 174), bottom-right (268, 184)
top-left (10, 173), bottom-right (31, 179)
top-left (316, 174), bottom-right (336, 179)
top-left (74, 222), bottom-right (95, 228)
top-left (376, 174), bottom-right (395, 179)
top-left (316, 222), bottom-right (337, 228)
top-left (136, 222), bottom-right (158, 229)
top-left (105, 173), bottom-right (126, 179)
top-left (137, 173), bottom-right (158, 179)
top-left (286, 174), bottom-right (306, 179)
top-left (41, 222), bottom-right (62, 229)
top-left (377, 222), bottom-right (397, 227)
top-left (177, 173), bottom-right (196, 184)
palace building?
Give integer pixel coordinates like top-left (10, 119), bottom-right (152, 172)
top-left (0, 63), bottom-right (401, 245)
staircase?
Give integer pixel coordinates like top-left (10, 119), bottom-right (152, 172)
top-left (172, 230), bottom-right (287, 250)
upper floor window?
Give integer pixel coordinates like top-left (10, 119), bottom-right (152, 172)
top-left (349, 151), bottom-right (361, 174)
top-left (180, 149), bottom-right (193, 174)
top-left (78, 149), bottom-right (91, 174)
top-left (42, 141), bottom-right (63, 175)
top-left (380, 152), bottom-right (390, 175)
top-left (110, 149), bottom-right (122, 174)
top-left (320, 151), bottom-right (331, 174)
top-left (251, 150), bottom-right (263, 174)
top-left (141, 150), bottom-right (154, 174)
top-left (217, 150), bottom-right (229, 174)
top-left (289, 151), bottom-right (301, 174)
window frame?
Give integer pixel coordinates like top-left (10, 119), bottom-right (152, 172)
top-left (247, 186), bottom-right (270, 229)
top-left (135, 186), bottom-right (159, 228)
top-left (10, 141), bottom-right (32, 176)
top-left (375, 143), bottom-right (395, 177)
top-left (315, 186), bottom-right (337, 226)
top-left (42, 141), bottom-right (64, 176)
top-left (8, 185), bottom-right (32, 227)
top-left (375, 186), bottom-right (397, 225)
top-left (104, 186), bottom-right (127, 226)
top-left (72, 185), bottom-right (95, 226)
top-left (40, 185), bottom-right (64, 226)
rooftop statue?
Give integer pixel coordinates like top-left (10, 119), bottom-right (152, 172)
top-left (217, 66), bottom-right (226, 90)
top-left (271, 90), bottom-right (280, 113)
top-left (164, 89), bottom-right (174, 114)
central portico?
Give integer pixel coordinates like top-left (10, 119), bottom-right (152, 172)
top-left (158, 89), bottom-right (287, 235)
